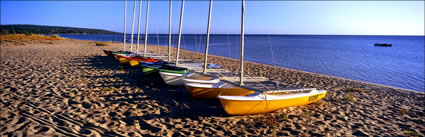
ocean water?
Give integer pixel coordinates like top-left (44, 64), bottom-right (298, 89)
top-left (60, 34), bottom-right (425, 92)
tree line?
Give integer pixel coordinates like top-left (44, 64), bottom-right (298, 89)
top-left (0, 24), bottom-right (119, 35)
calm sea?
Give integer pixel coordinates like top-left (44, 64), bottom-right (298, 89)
top-left (60, 34), bottom-right (425, 92)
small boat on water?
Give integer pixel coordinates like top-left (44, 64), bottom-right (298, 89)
top-left (374, 43), bottom-right (392, 47)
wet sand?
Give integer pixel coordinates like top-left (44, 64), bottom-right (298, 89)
top-left (1, 39), bottom-right (424, 136)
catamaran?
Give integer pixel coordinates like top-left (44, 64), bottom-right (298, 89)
top-left (157, 0), bottom-right (229, 86)
top-left (180, 0), bottom-right (269, 98)
top-left (215, 0), bottom-right (327, 115)
top-left (106, 0), bottom-right (327, 115)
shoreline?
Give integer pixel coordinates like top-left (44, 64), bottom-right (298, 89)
top-left (88, 38), bottom-right (423, 93)
top-left (1, 39), bottom-right (424, 136)
top-left (207, 51), bottom-right (423, 94)
top-left (140, 44), bottom-right (423, 94)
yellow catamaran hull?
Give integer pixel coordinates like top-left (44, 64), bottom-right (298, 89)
top-left (113, 55), bottom-right (144, 66)
top-left (118, 56), bottom-right (130, 64)
top-left (218, 89), bottom-right (326, 115)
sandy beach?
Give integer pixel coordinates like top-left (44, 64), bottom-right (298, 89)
top-left (1, 38), bottom-right (424, 136)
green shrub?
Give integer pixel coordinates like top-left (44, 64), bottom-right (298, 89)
top-left (24, 32), bottom-right (33, 36)
top-left (50, 34), bottom-right (60, 38)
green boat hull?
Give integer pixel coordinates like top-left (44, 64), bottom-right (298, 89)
top-left (158, 68), bottom-right (188, 74)
top-left (140, 64), bottom-right (160, 75)
top-left (140, 63), bottom-right (188, 75)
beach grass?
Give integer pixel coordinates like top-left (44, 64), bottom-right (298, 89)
top-left (101, 87), bottom-right (114, 92)
top-left (403, 130), bottom-right (418, 137)
top-left (0, 34), bottom-right (65, 46)
top-left (346, 87), bottom-right (365, 93)
top-left (399, 108), bottom-right (407, 115)
top-left (280, 113), bottom-right (288, 120)
top-left (312, 100), bottom-right (326, 105)
top-left (50, 34), bottom-right (60, 39)
top-left (0, 34), bottom-right (64, 40)
top-left (95, 41), bottom-right (110, 46)
top-left (303, 110), bottom-right (311, 117)
top-left (271, 127), bottom-right (277, 137)
top-left (346, 93), bottom-right (357, 102)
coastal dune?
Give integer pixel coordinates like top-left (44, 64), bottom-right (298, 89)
top-left (1, 39), bottom-right (424, 136)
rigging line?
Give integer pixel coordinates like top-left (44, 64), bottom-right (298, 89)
top-left (123, 0), bottom-right (127, 51)
top-left (130, 0), bottom-right (137, 52)
top-left (198, 34), bottom-right (202, 53)
top-left (168, 0), bottom-right (172, 61)
top-left (194, 33), bottom-right (198, 53)
top-left (171, 30), bottom-right (176, 60)
top-left (254, 80), bottom-right (272, 91)
top-left (143, 0), bottom-right (150, 57)
top-left (243, 100), bottom-right (265, 115)
top-left (226, 31), bottom-right (231, 58)
top-left (156, 25), bottom-right (160, 48)
top-left (136, 0), bottom-right (142, 54)
top-left (263, 6), bottom-right (273, 118)
top-left (265, 8), bottom-right (275, 66)
top-left (172, 33), bottom-right (176, 53)
top-left (197, 33), bottom-right (202, 53)
top-left (182, 34), bottom-right (186, 51)
top-left (267, 35), bottom-right (275, 66)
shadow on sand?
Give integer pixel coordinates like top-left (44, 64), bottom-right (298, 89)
top-left (74, 55), bottom-right (229, 119)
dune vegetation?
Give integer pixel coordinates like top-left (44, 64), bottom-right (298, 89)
top-left (0, 34), bottom-right (65, 46)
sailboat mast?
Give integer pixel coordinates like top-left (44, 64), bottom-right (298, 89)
top-left (175, 0), bottom-right (184, 65)
top-left (168, 0), bottom-right (172, 61)
top-left (203, 0), bottom-right (213, 74)
top-left (136, 0), bottom-right (142, 54)
top-left (130, 0), bottom-right (137, 52)
top-left (240, 0), bottom-right (245, 86)
top-left (123, 0), bottom-right (127, 51)
top-left (143, 0), bottom-right (150, 57)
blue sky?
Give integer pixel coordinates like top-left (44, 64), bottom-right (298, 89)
top-left (1, 1), bottom-right (424, 35)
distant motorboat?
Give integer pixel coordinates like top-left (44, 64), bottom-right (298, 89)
top-left (374, 43), bottom-right (392, 47)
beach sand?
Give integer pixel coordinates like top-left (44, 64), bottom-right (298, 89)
top-left (1, 39), bottom-right (424, 136)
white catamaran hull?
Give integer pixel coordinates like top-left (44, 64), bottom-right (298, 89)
top-left (159, 68), bottom-right (223, 86)
top-left (159, 72), bottom-right (187, 86)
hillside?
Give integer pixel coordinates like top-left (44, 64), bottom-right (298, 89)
top-left (0, 24), bottom-right (119, 35)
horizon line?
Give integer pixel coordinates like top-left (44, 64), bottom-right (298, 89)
top-left (2, 24), bottom-right (424, 36)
